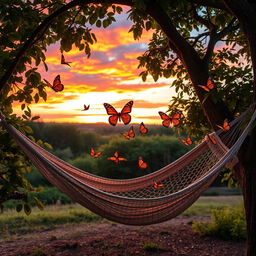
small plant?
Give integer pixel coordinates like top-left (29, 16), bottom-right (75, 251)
top-left (143, 242), bottom-right (160, 252)
top-left (192, 204), bottom-right (246, 240)
top-left (31, 247), bottom-right (47, 256)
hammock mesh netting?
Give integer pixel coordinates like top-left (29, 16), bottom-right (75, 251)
top-left (1, 107), bottom-right (255, 225)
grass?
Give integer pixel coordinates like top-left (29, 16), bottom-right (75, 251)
top-left (0, 204), bottom-right (102, 237)
top-left (182, 196), bottom-right (243, 217)
top-left (0, 196), bottom-right (243, 238)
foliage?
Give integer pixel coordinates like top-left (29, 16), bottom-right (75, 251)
top-left (192, 204), bottom-right (246, 240)
top-left (95, 135), bottom-right (188, 179)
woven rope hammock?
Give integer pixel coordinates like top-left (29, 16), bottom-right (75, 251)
top-left (1, 108), bottom-right (256, 226)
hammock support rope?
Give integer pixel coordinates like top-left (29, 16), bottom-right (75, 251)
top-left (1, 108), bottom-right (256, 225)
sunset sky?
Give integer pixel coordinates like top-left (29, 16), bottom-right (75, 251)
top-left (16, 11), bottom-right (177, 125)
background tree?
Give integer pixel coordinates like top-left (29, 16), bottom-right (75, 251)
top-left (0, 0), bottom-right (256, 255)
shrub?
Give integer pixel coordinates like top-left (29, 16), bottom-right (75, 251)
top-left (192, 204), bottom-right (246, 240)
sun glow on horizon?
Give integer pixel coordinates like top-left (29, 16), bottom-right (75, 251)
top-left (13, 11), bottom-right (178, 125)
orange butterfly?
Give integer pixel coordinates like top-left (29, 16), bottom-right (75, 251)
top-left (139, 122), bottom-right (148, 134)
top-left (198, 77), bottom-right (214, 92)
top-left (180, 137), bottom-right (193, 146)
top-left (82, 104), bottom-right (90, 111)
top-left (138, 156), bottom-right (147, 169)
top-left (121, 126), bottom-right (135, 140)
top-left (44, 75), bottom-right (64, 92)
top-left (217, 118), bottom-right (230, 131)
top-left (61, 54), bottom-right (72, 67)
top-left (107, 151), bottom-right (127, 164)
top-left (90, 148), bottom-right (102, 158)
top-left (207, 134), bottom-right (217, 145)
top-left (104, 101), bottom-right (133, 126)
top-left (153, 181), bottom-right (164, 190)
top-left (158, 111), bottom-right (182, 127)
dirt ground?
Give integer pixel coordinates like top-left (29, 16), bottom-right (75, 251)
top-left (0, 216), bottom-right (245, 256)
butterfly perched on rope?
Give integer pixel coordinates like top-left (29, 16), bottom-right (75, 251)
top-left (103, 101), bottom-right (133, 126)
top-left (107, 151), bottom-right (127, 164)
top-left (138, 156), bottom-right (147, 169)
top-left (153, 181), bottom-right (164, 190)
top-left (121, 126), bottom-right (135, 140)
top-left (198, 77), bottom-right (214, 92)
top-left (139, 122), bottom-right (148, 134)
top-left (217, 118), bottom-right (230, 131)
top-left (43, 75), bottom-right (64, 92)
top-left (90, 148), bottom-right (102, 158)
top-left (158, 111), bottom-right (182, 128)
top-left (61, 54), bottom-right (72, 67)
top-left (179, 136), bottom-right (193, 146)
top-left (82, 104), bottom-right (90, 111)
top-left (207, 134), bottom-right (217, 145)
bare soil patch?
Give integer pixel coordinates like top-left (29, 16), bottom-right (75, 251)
top-left (0, 216), bottom-right (245, 256)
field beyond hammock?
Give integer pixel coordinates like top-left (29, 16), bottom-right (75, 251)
top-left (0, 196), bottom-right (245, 256)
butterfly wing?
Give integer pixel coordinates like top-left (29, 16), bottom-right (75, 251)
top-left (120, 101), bottom-right (133, 125)
top-left (139, 122), bottom-right (148, 134)
top-left (223, 119), bottom-right (230, 131)
top-left (138, 157), bottom-right (147, 169)
top-left (128, 126), bottom-right (135, 138)
top-left (198, 84), bottom-right (210, 92)
top-left (104, 103), bottom-right (119, 126)
top-left (52, 75), bottom-right (64, 92)
top-left (207, 77), bottom-right (214, 90)
top-left (159, 111), bottom-right (171, 127)
top-left (171, 112), bottom-right (181, 126)
top-left (90, 148), bottom-right (95, 156)
top-left (181, 137), bottom-right (192, 146)
top-left (208, 134), bottom-right (217, 145)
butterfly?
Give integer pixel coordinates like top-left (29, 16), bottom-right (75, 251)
top-left (198, 77), bottom-right (214, 92)
top-left (139, 122), bottom-right (148, 134)
top-left (158, 111), bottom-right (182, 127)
top-left (180, 137), bottom-right (193, 146)
top-left (61, 54), bottom-right (72, 67)
top-left (107, 151), bottom-right (127, 164)
top-left (121, 126), bottom-right (135, 140)
top-left (103, 101), bottom-right (133, 126)
top-left (90, 148), bottom-right (102, 158)
top-left (217, 118), bottom-right (230, 131)
top-left (43, 75), bottom-right (64, 92)
top-left (138, 156), bottom-right (148, 169)
top-left (207, 134), bottom-right (217, 145)
top-left (82, 104), bottom-right (90, 111)
top-left (153, 181), bottom-right (164, 190)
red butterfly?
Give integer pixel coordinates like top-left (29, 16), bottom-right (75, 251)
top-left (61, 54), bottom-right (72, 67)
top-left (139, 122), bottom-right (148, 134)
top-left (158, 111), bottom-right (182, 127)
top-left (82, 104), bottom-right (90, 111)
top-left (179, 137), bottom-right (193, 146)
top-left (217, 118), bottom-right (230, 131)
top-left (198, 77), bottom-right (214, 92)
top-left (107, 151), bottom-right (127, 164)
top-left (44, 75), bottom-right (64, 92)
top-left (121, 126), bottom-right (135, 140)
top-left (90, 148), bottom-right (102, 158)
top-left (103, 101), bottom-right (133, 126)
top-left (138, 156), bottom-right (147, 169)
top-left (207, 134), bottom-right (217, 145)
top-left (153, 181), bottom-right (164, 190)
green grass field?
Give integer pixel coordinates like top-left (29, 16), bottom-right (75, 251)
top-left (0, 196), bottom-right (243, 238)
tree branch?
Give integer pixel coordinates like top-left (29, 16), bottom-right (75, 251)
top-left (203, 18), bottom-right (239, 65)
top-left (186, 0), bottom-right (230, 12)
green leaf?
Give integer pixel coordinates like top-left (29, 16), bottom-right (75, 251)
top-left (33, 197), bottom-right (44, 210)
top-left (24, 203), bottom-right (31, 215)
top-left (16, 204), bottom-right (23, 212)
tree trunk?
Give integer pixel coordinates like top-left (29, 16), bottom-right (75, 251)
top-left (238, 126), bottom-right (256, 256)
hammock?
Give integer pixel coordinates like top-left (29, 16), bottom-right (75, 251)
top-left (1, 108), bottom-right (255, 226)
